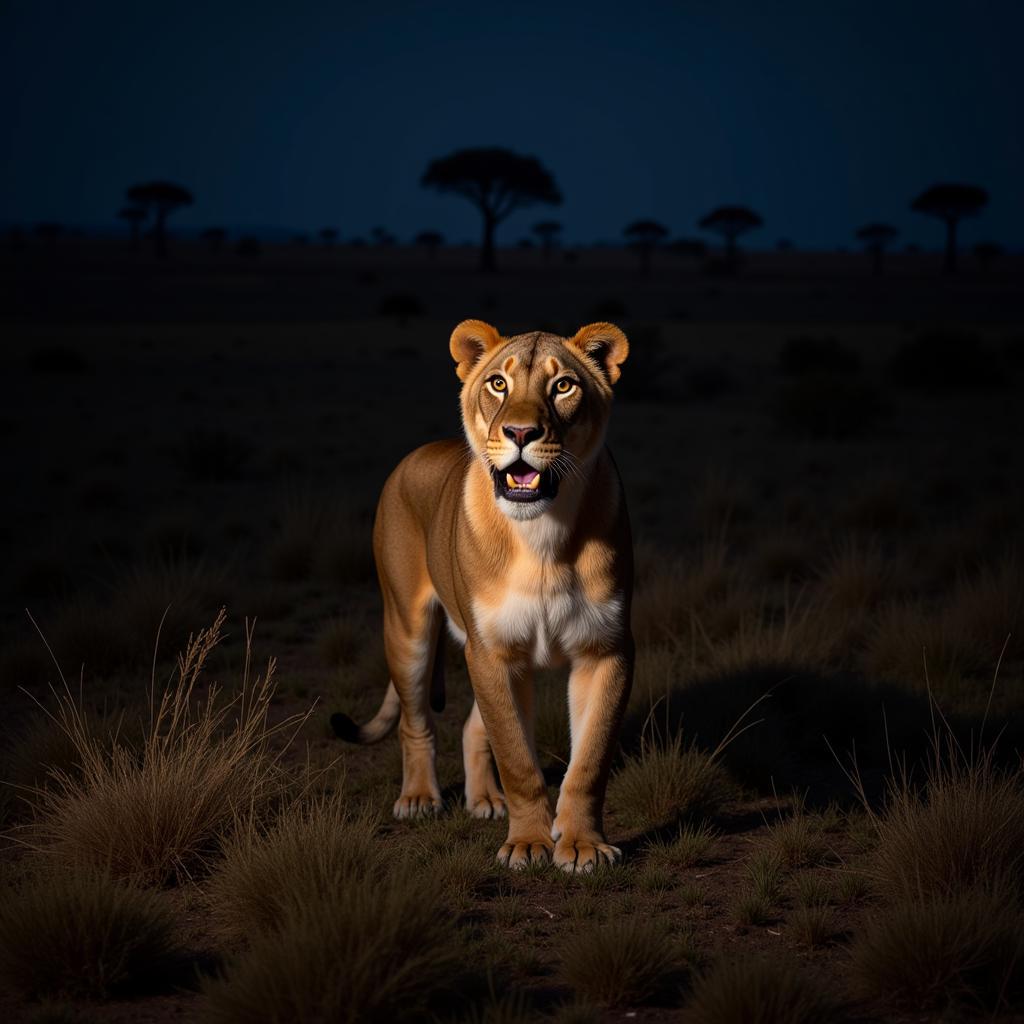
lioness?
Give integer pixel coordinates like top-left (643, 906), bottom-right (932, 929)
top-left (332, 320), bottom-right (634, 872)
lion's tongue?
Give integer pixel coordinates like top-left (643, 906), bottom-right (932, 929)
top-left (512, 470), bottom-right (539, 486)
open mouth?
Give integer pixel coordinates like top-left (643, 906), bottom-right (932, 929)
top-left (491, 459), bottom-right (559, 503)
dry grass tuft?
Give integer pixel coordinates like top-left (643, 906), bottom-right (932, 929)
top-left (683, 958), bottom-right (840, 1023)
top-left (561, 916), bottom-right (689, 1006)
top-left (608, 732), bottom-right (732, 831)
top-left (851, 889), bottom-right (1024, 1012)
top-left (643, 821), bottom-right (719, 873)
top-left (858, 735), bottom-right (1024, 901)
top-left (206, 790), bottom-right (381, 941)
top-left (23, 610), bottom-right (303, 884)
top-left (203, 876), bottom-right (465, 1024)
top-left (789, 904), bottom-right (833, 947)
top-left (0, 869), bottom-right (179, 999)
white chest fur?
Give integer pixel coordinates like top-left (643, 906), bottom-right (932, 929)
top-left (471, 574), bottom-right (624, 666)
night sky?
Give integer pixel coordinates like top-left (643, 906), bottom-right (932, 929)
top-left (2, 0), bottom-right (1022, 249)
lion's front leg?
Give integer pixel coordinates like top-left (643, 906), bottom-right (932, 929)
top-left (553, 648), bottom-right (633, 873)
top-left (464, 641), bottom-right (553, 868)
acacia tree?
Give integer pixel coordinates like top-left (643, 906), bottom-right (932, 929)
top-left (911, 183), bottom-right (988, 274)
top-left (623, 219), bottom-right (668, 277)
top-left (421, 147), bottom-right (562, 272)
top-left (855, 222), bottom-right (899, 277)
top-left (125, 181), bottom-right (193, 259)
top-left (117, 206), bottom-right (147, 248)
top-left (532, 220), bottom-right (562, 262)
top-left (698, 205), bottom-right (763, 272)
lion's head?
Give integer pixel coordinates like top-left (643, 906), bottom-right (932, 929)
top-left (450, 320), bottom-right (629, 521)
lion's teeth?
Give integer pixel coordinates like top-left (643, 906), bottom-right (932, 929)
top-left (506, 473), bottom-right (516, 489)
top-left (525, 475), bottom-right (540, 490)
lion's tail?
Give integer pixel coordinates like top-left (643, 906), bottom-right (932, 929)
top-left (330, 681), bottom-right (401, 744)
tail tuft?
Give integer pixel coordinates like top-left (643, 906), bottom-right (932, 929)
top-left (330, 712), bottom-right (361, 743)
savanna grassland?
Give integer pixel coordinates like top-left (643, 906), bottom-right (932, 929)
top-left (1, 240), bottom-right (1023, 1023)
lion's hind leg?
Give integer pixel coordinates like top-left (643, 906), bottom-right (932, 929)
top-left (386, 598), bottom-right (445, 819)
top-left (463, 700), bottom-right (506, 819)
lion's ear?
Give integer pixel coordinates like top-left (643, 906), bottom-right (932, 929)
top-left (449, 320), bottom-right (504, 381)
top-left (568, 323), bottom-right (629, 386)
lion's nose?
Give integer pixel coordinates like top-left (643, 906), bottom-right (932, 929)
top-left (502, 424), bottom-right (543, 448)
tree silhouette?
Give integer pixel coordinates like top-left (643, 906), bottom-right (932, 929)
top-left (117, 206), bottom-right (146, 248)
top-left (125, 182), bottom-right (193, 259)
top-left (201, 227), bottom-right (227, 253)
top-left (623, 220), bottom-right (669, 277)
top-left (855, 223), bottom-right (899, 277)
top-left (415, 230), bottom-right (444, 259)
top-left (532, 220), bottom-right (562, 262)
top-left (421, 147), bottom-right (562, 272)
top-left (319, 228), bottom-right (339, 247)
top-left (698, 206), bottom-right (763, 272)
top-left (371, 226), bottom-right (396, 246)
top-left (910, 183), bottom-right (988, 274)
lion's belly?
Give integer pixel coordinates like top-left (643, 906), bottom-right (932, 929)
top-left (471, 585), bottom-right (624, 666)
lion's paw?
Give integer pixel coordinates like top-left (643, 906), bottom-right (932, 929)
top-left (554, 836), bottom-right (622, 874)
top-left (467, 791), bottom-right (507, 819)
top-left (496, 839), bottom-right (553, 870)
top-left (393, 791), bottom-right (442, 819)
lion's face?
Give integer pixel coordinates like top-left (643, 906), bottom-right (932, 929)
top-left (451, 322), bottom-right (629, 521)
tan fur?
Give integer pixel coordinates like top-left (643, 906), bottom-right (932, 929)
top-left (359, 320), bottom-right (633, 871)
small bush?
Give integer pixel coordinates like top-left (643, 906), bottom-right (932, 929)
top-left (889, 330), bottom-right (999, 392)
top-left (684, 958), bottom-right (839, 1023)
top-left (174, 428), bottom-right (251, 482)
top-left (561, 917), bottom-right (689, 1006)
top-left (774, 373), bottom-right (881, 439)
top-left (203, 878), bottom-right (465, 1024)
top-left (851, 890), bottom-right (1024, 1011)
top-left (26, 611), bottom-right (301, 884)
top-left (0, 870), bottom-right (178, 999)
top-left (207, 792), bottom-right (381, 941)
top-left (608, 732), bottom-right (731, 830)
top-left (778, 336), bottom-right (861, 376)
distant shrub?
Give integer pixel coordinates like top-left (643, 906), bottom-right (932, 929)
top-left (174, 427), bottom-right (252, 482)
top-left (377, 291), bottom-right (424, 323)
top-left (203, 876), bottom-right (465, 1024)
top-left (0, 870), bottom-right (179, 1000)
top-left (683, 958), bottom-right (840, 1023)
top-left (684, 362), bottom-right (734, 400)
top-left (778, 336), bottom-right (861, 376)
top-left (561, 917), bottom-right (689, 1005)
top-left (774, 373), bottom-right (881, 439)
top-left (234, 236), bottom-right (262, 257)
top-left (851, 890), bottom-right (1024, 1012)
top-left (889, 330), bottom-right (1000, 392)
top-left (28, 347), bottom-right (91, 374)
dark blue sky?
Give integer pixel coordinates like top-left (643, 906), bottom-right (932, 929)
top-left (2, 0), bottom-right (1022, 249)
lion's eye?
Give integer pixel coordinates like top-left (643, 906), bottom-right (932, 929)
top-left (554, 377), bottom-right (576, 395)
top-left (487, 375), bottom-right (507, 394)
